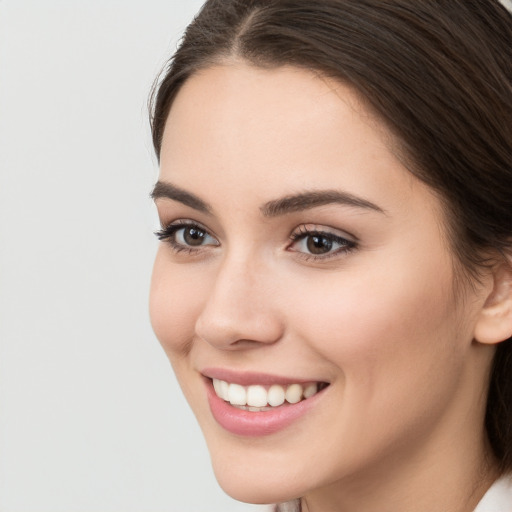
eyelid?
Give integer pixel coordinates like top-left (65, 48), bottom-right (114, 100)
top-left (291, 223), bottom-right (357, 242)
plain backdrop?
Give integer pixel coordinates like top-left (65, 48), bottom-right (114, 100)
top-left (2, 2), bottom-right (512, 512)
top-left (0, 1), bottom-right (266, 511)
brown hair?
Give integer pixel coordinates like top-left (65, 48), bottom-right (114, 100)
top-left (150, 0), bottom-right (512, 471)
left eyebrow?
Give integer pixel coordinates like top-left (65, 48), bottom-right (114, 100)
top-left (261, 190), bottom-right (386, 217)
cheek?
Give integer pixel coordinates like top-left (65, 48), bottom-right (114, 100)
top-left (149, 248), bottom-right (206, 358)
top-left (287, 252), bottom-right (468, 422)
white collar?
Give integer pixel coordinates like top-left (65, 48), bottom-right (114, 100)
top-left (474, 475), bottom-right (512, 512)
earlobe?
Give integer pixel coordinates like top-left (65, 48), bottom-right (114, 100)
top-left (474, 259), bottom-right (512, 345)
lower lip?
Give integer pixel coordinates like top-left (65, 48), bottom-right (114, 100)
top-left (205, 380), bottom-right (324, 436)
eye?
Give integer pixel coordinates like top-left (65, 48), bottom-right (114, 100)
top-left (175, 225), bottom-right (215, 247)
top-left (289, 225), bottom-right (356, 259)
top-left (155, 221), bottom-right (219, 252)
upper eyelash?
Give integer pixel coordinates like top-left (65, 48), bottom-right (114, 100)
top-left (288, 225), bottom-right (357, 259)
top-left (154, 220), bottom-right (189, 241)
top-left (154, 220), bottom-right (214, 253)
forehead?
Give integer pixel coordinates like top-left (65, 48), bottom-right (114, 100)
top-left (161, 63), bottom-right (414, 197)
top-left (164, 63), bottom-right (379, 148)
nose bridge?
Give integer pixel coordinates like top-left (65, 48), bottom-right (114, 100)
top-left (195, 248), bottom-right (283, 349)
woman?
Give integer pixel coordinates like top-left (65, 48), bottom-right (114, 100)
top-left (149, 1), bottom-right (512, 510)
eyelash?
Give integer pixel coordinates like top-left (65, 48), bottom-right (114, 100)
top-left (154, 220), bottom-right (216, 255)
top-left (287, 225), bottom-right (357, 261)
top-left (155, 221), bottom-right (357, 260)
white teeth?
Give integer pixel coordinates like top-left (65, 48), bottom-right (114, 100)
top-left (246, 385), bottom-right (268, 407)
top-left (303, 383), bottom-right (318, 399)
top-left (219, 380), bottom-right (229, 401)
top-left (212, 378), bottom-right (323, 409)
top-left (228, 383), bottom-right (247, 405)
top-left (267, 384), bottom-right (285, 407)
top-left (285, 383), bottom-right (303, 404)
top-left (213, 378), bottom-right (223, 397)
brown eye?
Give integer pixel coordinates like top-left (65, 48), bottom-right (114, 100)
top-left (155, 222), bottom-right (219, 250)
top-left (307, 235), bottom-right (333, 254)
top-left (182, 226), bottom-right (207, 246)
top-left (289, 227), bottom-right (356, 259)
top-left (173, 224), bottom-right (219, 248)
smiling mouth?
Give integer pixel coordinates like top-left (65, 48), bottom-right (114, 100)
top-left (211, 378), bottom-right (330, 412)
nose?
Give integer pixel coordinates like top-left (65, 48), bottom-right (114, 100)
top-left (195, 253), bottom-right (284, 350)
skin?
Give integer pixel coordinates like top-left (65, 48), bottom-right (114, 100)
top-left (150, 63), bottom-right (500, 512)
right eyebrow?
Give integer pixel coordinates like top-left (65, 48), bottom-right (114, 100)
top-left (150, 181), bottom-right (212, 215)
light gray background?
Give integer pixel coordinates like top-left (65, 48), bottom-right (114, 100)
top-left (0, 1), bottom-right (265, 511)
top-left (1, 2), bottom-right (511, 512)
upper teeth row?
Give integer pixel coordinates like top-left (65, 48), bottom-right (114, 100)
top-left (212, 378), bottom-right (319, 408)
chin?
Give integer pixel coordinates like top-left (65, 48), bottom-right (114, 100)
top-left (212, 462), bottom-right (301, 505)
top-left (205, 437), bottom-right (318, 505)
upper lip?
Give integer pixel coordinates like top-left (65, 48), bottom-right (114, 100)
top-left (201, 367), bottom-right (328, 386)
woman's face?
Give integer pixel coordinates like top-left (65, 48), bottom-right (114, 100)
top-left (150, 64), bottom-right (493, 504)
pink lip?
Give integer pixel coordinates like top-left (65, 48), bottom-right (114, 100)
top-left (204, 376), bottom-right (326, 437)
top-left (202, 367), bottom-right (319, 386)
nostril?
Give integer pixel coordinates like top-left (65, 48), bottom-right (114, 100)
top-left (195, 309), bottom-right (284, 350)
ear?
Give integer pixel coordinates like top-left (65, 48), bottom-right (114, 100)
top-left (474, 257), bottom-right (512, 345)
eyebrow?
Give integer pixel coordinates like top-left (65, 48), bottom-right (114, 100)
top-left (261, 190), bottom-right (385, 217)
top-left (151, 181), bottom-right (212, 214)
top-left (151, 180), bottom-right (385, 217)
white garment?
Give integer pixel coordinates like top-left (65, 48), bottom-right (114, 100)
top-left (474, 475), bottom-right (512, 512)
